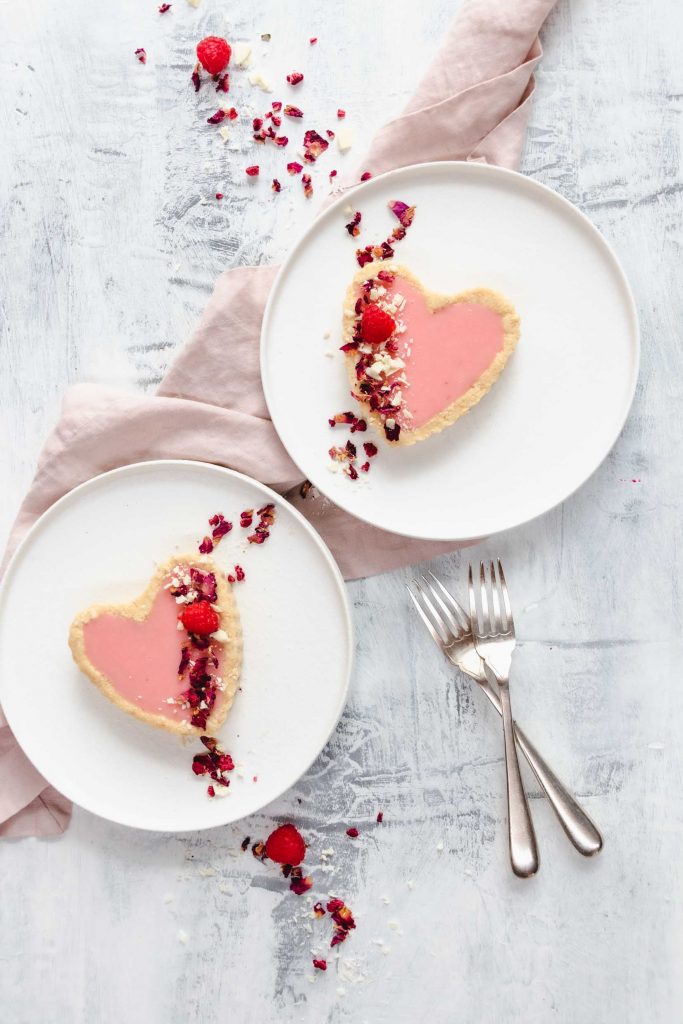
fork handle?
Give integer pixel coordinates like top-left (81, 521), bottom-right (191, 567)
top-left (500, 685), bottom-right (540, 877)
top-left (512, 723), bottom-right (603, 857)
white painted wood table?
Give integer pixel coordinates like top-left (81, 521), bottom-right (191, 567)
top-left (1, 1), bottom-right (681, 1021)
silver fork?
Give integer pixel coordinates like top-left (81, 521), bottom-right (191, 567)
top-left (469, 560), bottom-right (539, 877)
top-left (407, 572), bottom-right (602, 858)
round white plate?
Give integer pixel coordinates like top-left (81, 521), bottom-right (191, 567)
top-left (261, 161), bottom-right (639, 540)
top-left (0, 462), bottom-right (352, 832)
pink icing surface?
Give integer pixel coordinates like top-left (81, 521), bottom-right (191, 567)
top-left (83, 586), bottom-right (220, 723)
top-left (387, 277), bottom-right (505, 430)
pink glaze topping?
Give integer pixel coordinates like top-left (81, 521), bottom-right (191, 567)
top-left (387, 277), bottom-right (504, 430)
top-left (83, 586), bottom-right (221, 723)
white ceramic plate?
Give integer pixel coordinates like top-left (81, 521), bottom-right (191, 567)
top-left (261, 161), bottom-right (639, 540)
top-left (0, 462), bottom-right (352, 832)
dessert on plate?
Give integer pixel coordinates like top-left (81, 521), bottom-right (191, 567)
top-left (68, 555), bottom-right (242, 736)
top-left (342, 261), bottom-right (521, 446)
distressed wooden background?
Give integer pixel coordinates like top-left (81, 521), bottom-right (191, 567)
top-left (2, 0), bottom-right (682, 1021)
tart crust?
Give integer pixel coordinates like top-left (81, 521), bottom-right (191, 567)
top-left (68, 554), bottom-right (242, 736)
top-left (342, 261), bottom-right (521, 446)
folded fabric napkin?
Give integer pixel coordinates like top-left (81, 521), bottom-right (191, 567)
top-left (0, 0), bottom-right (557, 837)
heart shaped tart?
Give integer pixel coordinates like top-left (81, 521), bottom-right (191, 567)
top-left (342, 261), bottom-right (520, 446)
top-left (68, 555), bottom-right (242, 736)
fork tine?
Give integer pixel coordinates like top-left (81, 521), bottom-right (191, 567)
top-left (406, 585), bottom-right (446, 647)
top-left (410, 581), bottom-right (453, 645)
top-left (420, 575), bottom-right (465, 639)
top-left (490, 560), bottom-right (503, 633)
top-left (479, 561), bottom-right (490, 633)
top-left (427, 571), bottom-right (471, 633)
top-left (497, 559), bottom-right (514, 631)
top-left (468, 564), bottom-right (479, 634)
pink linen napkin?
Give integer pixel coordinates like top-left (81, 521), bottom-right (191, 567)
top-left (0, 0), bottom-right (557, 836)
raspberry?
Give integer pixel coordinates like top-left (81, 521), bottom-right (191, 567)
top-left (360, 303), bottom-right (396, 344)
top-left (265, 823), bottom-right (306, 866)
top-left (180, 601), bottom-right (220, 636)
top-left (196, 36), bottom-right (232, 76)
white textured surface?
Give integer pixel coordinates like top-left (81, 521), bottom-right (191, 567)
top-left (1, 1), bottom-right (681, 1022)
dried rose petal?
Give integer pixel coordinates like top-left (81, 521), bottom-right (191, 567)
top-left (241, 836), bottom-right (250, 851)
top-left (191, 63), bottom-right (201, 92)
top-left (198, 536), bottom-right (214, 554)
top-left (215, 192), bottom-right (223, 200)
top-left (326, 898), bottom-right (344, 913)
top-left (302, 129), bottom-right (328, 162)
top-left (239, 509), bottom-right (254, 528)
top-left (346, 827), bottom-right (359, 838)
top-left (302, 173), bottom-right (313, 198)
top-left (216, 73), bottom-right (230, 93)
top-left (363, 441), bottom-right (378, 458)
top-left (272, 100), bottom-right (282, 112)
top-left (274, 135), bottom-right (288, 147)
top-left (356, 249), bottom-right (373, 268)
top-left (360, 461), bottom-right (370, 473)
top-left (207, 109), bottom-right (226, 124)
top-left (159, 2), bottom-right (172, 10)
top-left (252, 841), bottom-right (268, 861)
top-left (329, 411), bottom-right (355, 427)
top-left (326, 128), bottom-right (335, 139)
top-left (234, 565), bottom-right (245, 581)
top-left (226, 107), bottom-right (239, 120)
top-left (134, 48), bottom-right (147, 64)
top-left (313, 959), bottom-right (327, 971)
top-left (299, 480), bottom-right (313, 499)
top-left (313, 902), bottom-right (326, 918)
top-left (345, 210), bottom-right (361, 237)
top-left (329, 169), bottom-right (338, 181)
top-left (287, 161), bottom-right (303, 175)
top-left (337, 108), bottom-right (346, 119)
top-left (346, 463), bottom-right (358, 481)
top-left (207, 784), bottom-right (215, 797)
top-left (350, 417), bottom-right (367, 433)
top-left (283, 104), bottom-right (304, 119)
top-left (388, 199), bottom-right (416, 228)
top-left (290, 873), bottom-right (313, 896)
top-left (309, 37), bottom-right (317, 44)
top-left (286, 71), bottom-right (304, 85)
top-left (360, 171), bottom-right (372, 181)
top-left (245, 165), bottom-right (260, 176)
top-left (377, 811), bottom-right (384, 822)
top-left (253, 116), bottom-right (264, 131)
top-left (271, 178), bottom-right (282, 193)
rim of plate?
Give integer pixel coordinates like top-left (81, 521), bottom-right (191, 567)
top-left (0, 460), bottom-right (354, 832)
top-left (260, 159), bottom-right (641, 542)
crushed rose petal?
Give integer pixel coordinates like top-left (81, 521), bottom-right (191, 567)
top-left (239, 509), bottom-right (254, 528)
top-left (326, 128), bottom-right (335, 139)
top-left (207, 109), bottom-right (226, 124)
top-left (159, 2), bottom-right (171, 10)
top-left (313, 959), bottom-right (327, 971)
top-left (363, 441), bottom-right (378, 458)
top-left (303, 129), bottom-right (329, 162)
top-left (191, 64), bottom-right (201, 92)
top-left (241, 836), bottom-right (250, 851)
top-left (198, 536), bottom-right (214, 554)
top-left (289, 867), bottom-right (313, 895)
top-left (313, 902), bottom-right (326, 918)
top-left (388, 199), bottom-right (416, 228)
top-left (299, 480), bottom-right (313, 499)
top-left (247, 503), bottom-right (276, 544)
top-left (272, 178), bottom-right (282, 193)
top-left (284, 104), bottom-right (304, 118)
top-left (309, 37), bottom-right (317, 44)
top-left (329, 169), bottom-right (338, 182)
top-left (245, 165), bottom-right (260, 176)
top-left (192, 735), bottom-right (234, 790)
top-left (327, 899), bottom-right (356, 947)
top-left (252, 841), bottom-right (268, 861)
top-left (360, 171), bottom-right (372, 181)
top-left (345, 210), bottom-right (361, 237)
top-left (346, 827), bottom-right (359, 838)
top-left (377, 811), bottom-right (384, 823)
top-left (134, 48), bottom-right (147, 64)
top-left (287, 161), bottom-right (303, 175)
top-left (286, 71), bottom-right (304, 86)
top-left (302, 173), bottom-right (313, 198)
top-left (337, 108), bottom-right (346, 119)
top-left (215, 192), bottom-right (223, 200)
top-left (216, 73), bottom-right (230, 93)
